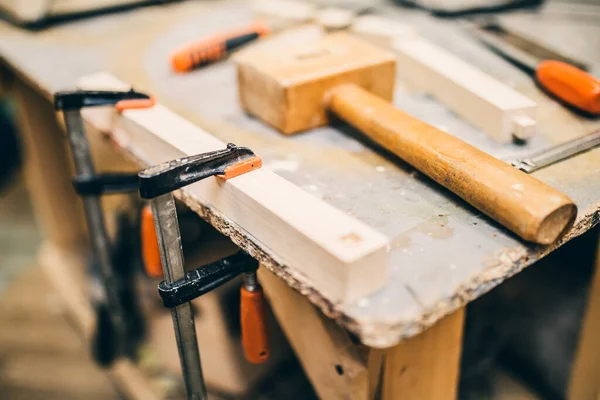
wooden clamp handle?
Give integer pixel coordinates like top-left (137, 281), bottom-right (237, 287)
top-left (328, 84), bottom-right (577, 244)
top-left (241, 285), bottom-right (270, 364)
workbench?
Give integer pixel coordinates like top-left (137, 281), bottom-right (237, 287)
top-left (2, 0), bottom-right (600, 399)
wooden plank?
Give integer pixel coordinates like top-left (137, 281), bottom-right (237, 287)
top-left (258, 266), bottom-right (373, 400)
top-left (77, 72), bottom-right (390, 304)
top-left (391, 35), bottom-right (537, 143)
top-left (381, 308), bottom-right (465, 400)
top-left (568, 230), bottom-right (600, 400)
top-left (350, 15), bottom-right (416, 48)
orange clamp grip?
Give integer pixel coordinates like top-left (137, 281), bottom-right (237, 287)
top-left (115, 96), bottom-right (156, 113)
top-left (141, 204), bottom-right (163, 279)
top-left (171, 21), bottom-right (271, 73)
top-left (217, 156), bottom-right (262, 180)
top-left (241, 285), bottom-right (270, 364)
top-left (536, 60), bottom-right (600, 115)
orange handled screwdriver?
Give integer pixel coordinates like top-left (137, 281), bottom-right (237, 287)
top-left (472, 23), bottom-right (600, 115)
top-left (171, 21), bottom-right (271, 72)
top-left (536, 61), bottom-right (600, 115)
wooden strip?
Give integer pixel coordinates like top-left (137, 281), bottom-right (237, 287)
top-left (568, 230), bottom-right (600, 400)
top-left (391, 35), bottom-right (537, 143)
top-left (381, 308), bottom-right (465, 400)
top-left (350, 15), bottom-right (416, 48)
top-left (77, 72), bottom-right (390, 304)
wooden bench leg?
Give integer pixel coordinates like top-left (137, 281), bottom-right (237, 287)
top-left (13, 78), bottom-right (87, 250)
top-left (258, 267), bottom-right (378, 399)
top-left (569, 228), bottom-right (600, 400)
top-left (381, 308), bottom-right (465, 400)
top-left (259, 267), bottom-right (465, 400)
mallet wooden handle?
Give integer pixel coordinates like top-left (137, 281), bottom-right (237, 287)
top-left (328, 84), bottom-right (576, 244)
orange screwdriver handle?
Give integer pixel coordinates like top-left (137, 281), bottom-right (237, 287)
top-left (141, 204), bottom-right (163, 279)
top-left (536, 60), bottom-right (600, 115)
top-left (171, 21), bottom-right (271, 73)
top-left (240, 285), bottom-right (270, 364)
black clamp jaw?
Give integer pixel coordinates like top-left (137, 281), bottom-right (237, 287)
top-left (54, 89), bottom-right (151, 111)
top-left (72, 173), bottom-right (139, 196)
top-left (138, 143), bottom-right (262, 308)
top-left (158, 252), bottom-right (258, 308)
top-left (54, 89), bottom-right (153, 197)
top-left (139, 143), bottom-right (259, 199)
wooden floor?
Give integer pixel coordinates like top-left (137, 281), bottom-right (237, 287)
top-left (0, 178), bottom-right (120, 399)
top-left (0, 267), bottom-right (122, 399)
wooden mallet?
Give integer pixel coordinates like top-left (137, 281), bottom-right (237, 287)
top-left (235, 33), bottom-right (576, 244)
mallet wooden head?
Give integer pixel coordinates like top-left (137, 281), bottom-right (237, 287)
top-left (235, 33), bottom-right (396, 134)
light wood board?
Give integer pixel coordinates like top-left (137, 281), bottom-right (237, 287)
top-left (78, 72), bottom-right (390, 304)
top-left (392, 35), bottom-right (537, 143)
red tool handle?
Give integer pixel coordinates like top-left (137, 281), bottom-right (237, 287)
top-left (240, 286), bottom-right (270, 364)
top-left (171, 21), bottom-right (271, 73)
top-left (536, 60), bottom-right (600, 115)
top-left (141, 204), bottom-right (163, 279)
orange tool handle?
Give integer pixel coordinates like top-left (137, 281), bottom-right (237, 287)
top-left (171, 21), bottom-right (271, 73)
top-left (536, 60), bottom-right (600, 115)
top-left (141, 204), bottom-right (163, 279)
top-left (115, 96), bottom-right (156, 113)
top-left (240, 286), bottom-right (270, 364)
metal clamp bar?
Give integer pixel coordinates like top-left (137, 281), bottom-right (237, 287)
top-left (151, 193), bottom-right (207, 400)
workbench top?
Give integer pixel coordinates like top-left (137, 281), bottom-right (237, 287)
top-left (2, 0), bottom-right (599, 347)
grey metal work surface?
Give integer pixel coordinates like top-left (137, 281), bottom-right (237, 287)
top-left (1, 0), bottom-right (599, 346)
